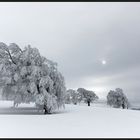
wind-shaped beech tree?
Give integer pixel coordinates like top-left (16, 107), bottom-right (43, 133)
top-left (107, 88), bottom-right (129, 109)
top-left (0, 42), bottom-right (66, 114)
top-left (77, 88), bottom-right (99, 106)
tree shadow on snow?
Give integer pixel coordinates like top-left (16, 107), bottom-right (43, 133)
top-left (0, 107), bottom-right (44, 115)
top-left (52, 110), bottom-right (70, 115)
top-left (0, 107), bottom-right (69, 115)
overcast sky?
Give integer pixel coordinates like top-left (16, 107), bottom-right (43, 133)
top-left (0, 2), bottom-right (140, 101)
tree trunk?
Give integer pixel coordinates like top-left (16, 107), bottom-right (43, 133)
top-left (122, 103), bottom-right (125, 109)
top-left (88, 101), bottom-right (90, 106)
top-left (13, 101), bottom-right (18, 108)
top-left (44, 105), bottom-right (51, 114)
top-left (44, 108), bottom-right (47, 114)
top-left (127, 105), bottom-right (128, 109)
top-left (13, 101), bottom-right (16, 108)
top-left (16, 103), bottom-right (18, 107)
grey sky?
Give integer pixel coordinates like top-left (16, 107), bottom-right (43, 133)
top-left (0, 2), bottom-right (140, 101)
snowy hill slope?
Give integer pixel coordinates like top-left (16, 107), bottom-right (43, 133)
top-left (0, 101), bottom-right (140, 138)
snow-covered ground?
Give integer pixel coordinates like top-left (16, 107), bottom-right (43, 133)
top-left (0, 100), bottom-right (140, 138)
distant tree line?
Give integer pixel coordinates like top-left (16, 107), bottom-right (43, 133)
top-left (65, 87), bottom-right (130, 109)
top-left (65, 88), bottom-right (99, 106)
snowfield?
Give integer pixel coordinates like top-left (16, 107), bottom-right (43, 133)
top-left (0, 101), bottom-right (140, 138)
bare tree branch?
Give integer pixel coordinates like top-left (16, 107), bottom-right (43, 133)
top-left (6, 49), bottom-right (16, 65)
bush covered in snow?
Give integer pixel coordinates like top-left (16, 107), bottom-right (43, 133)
top-left (107, 88), bottom-right (129, 109)
top-left (0, 42), bottom-right (66, 114)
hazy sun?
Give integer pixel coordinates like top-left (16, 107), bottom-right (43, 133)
top-left (102, 60), bottom-right (106, 65)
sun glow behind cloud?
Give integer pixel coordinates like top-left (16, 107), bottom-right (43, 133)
top-left (102, 60), bottom-right (106, 65)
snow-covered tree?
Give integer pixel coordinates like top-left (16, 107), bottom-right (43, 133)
top-left (77, 88), bottom-right (99, 106)
top-left (64, 90), bottom-right (71, 104)
top-left (76, 90), bottom-right (84, 104)
top-left (65, 89), bottom-right (78, 105)
top-left (0, 42), bottom-right (66, 114)
top-left (107, 88), bottom-right (129, 109)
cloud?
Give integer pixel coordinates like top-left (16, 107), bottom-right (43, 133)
top-left (0, 2), bottom-right (140, 101)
